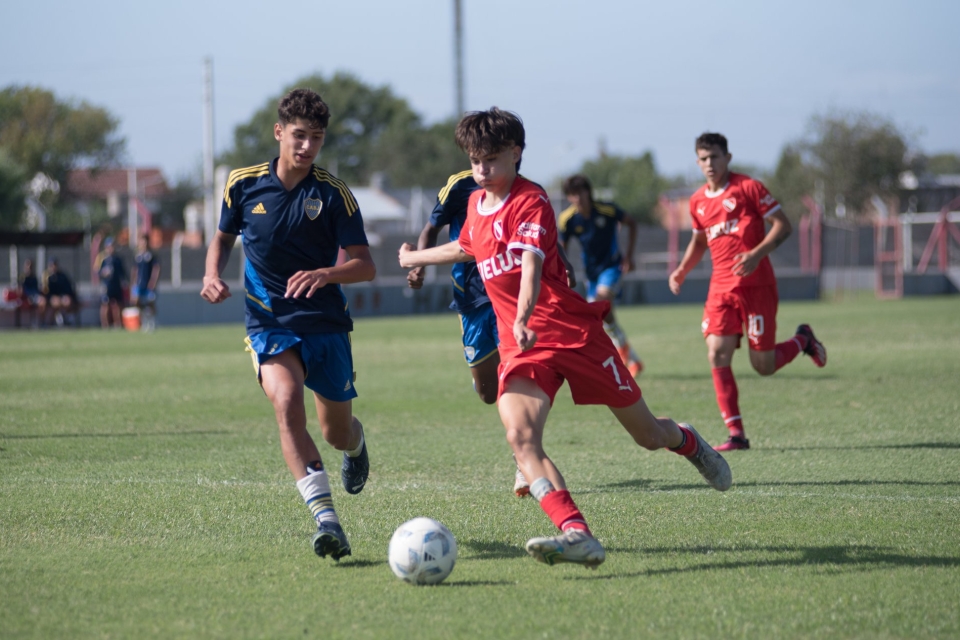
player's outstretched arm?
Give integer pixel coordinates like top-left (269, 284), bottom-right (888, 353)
top-left (514, 250), bottom-right (542, 352)
top-left (398, 241), bottom-right (471, 269)
top-left (285, 244), bottom-right (376, 299)
top-left (407, 223), bottom-right (442, 289)
top-left (668, 233), bottom-right (708, 295)
top-left (201, 230), bottom-right (237, 303)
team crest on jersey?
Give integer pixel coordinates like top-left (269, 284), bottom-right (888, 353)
top-left (493, 219), bottom-right (504, 240)
top-left (722, 198), bottom-right (737, 213)
top-left (304, 198), bottom-right (323, 220)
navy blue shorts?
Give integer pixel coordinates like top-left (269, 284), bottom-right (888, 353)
top-left (459, 303), bottom-right (499, 367)
top-left (245, 328), bottom-right (358, 402)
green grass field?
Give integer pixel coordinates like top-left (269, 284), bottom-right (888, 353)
top-left (2, 296), bottom-right (959, 639)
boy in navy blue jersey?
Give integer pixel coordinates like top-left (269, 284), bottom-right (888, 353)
top-left (559, 175), bottom-right (643, 377)
top-left (201, 88), bottom-right (376, 561)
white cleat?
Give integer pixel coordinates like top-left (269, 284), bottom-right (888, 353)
top-left (681, 423), bottom-right (732, 491)
top-left (525, 529), bottom-right (606, 569)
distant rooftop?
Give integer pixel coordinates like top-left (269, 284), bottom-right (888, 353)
top-left (66, 167), bottom-right (169, 200)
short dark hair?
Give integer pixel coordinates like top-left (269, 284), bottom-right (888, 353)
top-left (696, 132), bottom-right (728, 154)
top-left (455, 107), bottom-right (525, 169)
top-left (278, 88), bottom-right (330, 130)
top-left (562, 174), bottom-right (593, 196)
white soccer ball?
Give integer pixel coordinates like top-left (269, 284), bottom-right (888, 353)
top-left (388, 517), bottom-right (458, 585)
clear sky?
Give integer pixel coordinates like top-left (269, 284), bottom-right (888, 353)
top-left (2, 0), bottom-right (958, 187)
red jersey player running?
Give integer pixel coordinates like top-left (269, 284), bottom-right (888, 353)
top-left (400, 108), bottom-right (731, 569)
top-left (669, 133), bottom-right (827, 452)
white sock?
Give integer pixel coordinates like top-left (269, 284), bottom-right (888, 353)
top-left (603, 320), bottom-right (627, 349)
top-left (530, 477), bottom-right (556, 502)
top-left (296, 467), bottom-right (339, 525)
top-left (345, 425), bottom-right (365, 458)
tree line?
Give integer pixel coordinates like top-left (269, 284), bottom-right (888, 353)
top-left (1, 74), bottom-right (958, 231)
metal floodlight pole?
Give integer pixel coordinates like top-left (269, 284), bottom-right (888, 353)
top-left (454, 0), bottom-right (464, 116)
top-left (202, 56), bottom-right (216, 246)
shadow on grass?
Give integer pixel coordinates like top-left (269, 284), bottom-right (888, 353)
top-left (567, 544), bottom-right (960, 581)
top-left (772, 442), bottom-right (960, 451)
top-left (0, 430), bottom-right (232, 440)
top-left (598, 477), bottom-right (960, 492)
top-left (459, 539), bottom-right (529, 560)
top-left (334, 559), bottom-right (384, 569)
top-left (444, 580), bottom-right (517, 587)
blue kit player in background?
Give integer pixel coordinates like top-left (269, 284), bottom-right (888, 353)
top-left (132, 234), bottom-right (161, 332)
top-left (201, 88), bottom-right (376, 562)
top-left (559, 175), bottom-right (643, 378)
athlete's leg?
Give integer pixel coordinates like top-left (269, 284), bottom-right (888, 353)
top-left (706, 333), bottom-right (749, 449)
top-left (470, 351), bottom-right (501, 405)
top-left (498, 377), bottom-right (562, 489)
top-left (608, 397), bottom-right (683, 450)
top-left (749, 349), bottom-right (777, 376)
top-left (595, 282), bottom-right (643, 376)
top-left (259, 348), bottom-right (319, 481)
top-left (313, 393), bottom-right (362, 453)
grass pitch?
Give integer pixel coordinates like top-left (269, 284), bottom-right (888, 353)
top-left (1, 295), bottom-right (959, 639)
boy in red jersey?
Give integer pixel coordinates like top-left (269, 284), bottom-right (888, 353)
top-left (399, 108), bottom-right (731, 569)
top-left (669, 133), bottom-right (827, 452)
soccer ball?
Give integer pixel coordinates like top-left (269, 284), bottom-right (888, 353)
top-left (388, 517), bottom-right (458, 585)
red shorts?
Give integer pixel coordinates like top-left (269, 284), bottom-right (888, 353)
top-left (701, 284), bottom-right (779, 351)
top-left (497, 326), bottom-right (642, 407)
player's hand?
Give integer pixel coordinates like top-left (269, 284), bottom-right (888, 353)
top-left (565, 268), bottom-right (576, 289)
top-left (285, 269), bottom-right (330, 298)
top-left (514, 321), bottom-right (538, 352)
top-left (407, 266), bottom-right (425, 290)
top-left (668, 269), bottom-right (684, 295)
top-left (201, 276), bottom-right (231, 303)
top-left (732, 251), bottom-right (761, 277)
top-left (622, 256), bottom-right (635, 274)
top-left (398, 243), bottom-right (417, 269)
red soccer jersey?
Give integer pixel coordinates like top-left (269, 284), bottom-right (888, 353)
top-left (688, 172), bottom-right (781, 292)
top-left (458, 177), bottom-right (604, 357)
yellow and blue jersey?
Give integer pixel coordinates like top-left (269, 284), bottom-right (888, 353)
top-left (430, 171), bottom-right (489, 313)
top-left (219, 159), bottom-right (368, 334)
top-left (558, 200), bottom-right (626, 282)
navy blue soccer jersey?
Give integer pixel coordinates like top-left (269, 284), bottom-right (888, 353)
top-left (558, 200), bottom-right (626, 282)
top-left (219, 159), bottom-right (369, 334)
top-left (135, 251), bottom-right (159, 291)
top-left (429, 171), bottom-right (489, 313)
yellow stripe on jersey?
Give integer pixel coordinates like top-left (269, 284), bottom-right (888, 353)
top-left (312, 167), bottom-right (359, 216)
top-left (595, 202), bottom-right (618, 217)
top-left (437, 170), bottom-right (474, 204)
top-left (557, 205), bottom-right (578, 232)
top-left (243, 336), bottom-right (260, 375)
top-left (223, 163), bottom-right (270, 209)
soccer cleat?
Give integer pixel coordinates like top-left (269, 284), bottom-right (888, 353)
top-left (796, 324), bottom-right (827, 367)
top-left (680, 423), bottom-right (732, 491)
top-left (312, 521), bottom-right (351, 561)
top-left (714, 436), bottom-right (751, 452)
top-left (525, 529), bottom-right (605, 569)
top-left (513, 461), bottom-right (530, 498)
top-left (627, 359), bottom-right (644, 378)
top-left (341, 432), bottom-right (369, 495)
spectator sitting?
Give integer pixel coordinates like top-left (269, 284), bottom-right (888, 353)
top-left (18, 258), bottom-right (43, 327)
top-left (42, 258), bottom-right (79, 327)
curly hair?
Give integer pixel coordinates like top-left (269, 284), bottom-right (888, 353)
top-left (561, 174), bottom-right (593, 196)
top-left (278, 88), bottom-right (331, 129)
top-left (455, 107), bottom-right (525, 168)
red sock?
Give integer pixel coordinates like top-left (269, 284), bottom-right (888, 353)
top-left (711, 366), bottom-right (744, 438)
top-left (540, 490), bottom-right (591, 535)
top-left (670, 425), bottom-right (698, 456)
top-left (774, 335), bottom-right (807, 371)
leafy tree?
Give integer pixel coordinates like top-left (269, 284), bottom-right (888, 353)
top-left (221, 72), bottom-right (464, 188)
top-left (0, 149), bottom-right (26, 229)
top-left (0, 85), bottom-right (125, 188)
top-left (765, 145), bottom-right (817, 220)
top-left (795, 111), bottom-right (909, 217)
top-left (577, 151), bottom-right (664, 224)
top-left (919, 152), bottom-right (960, 176)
